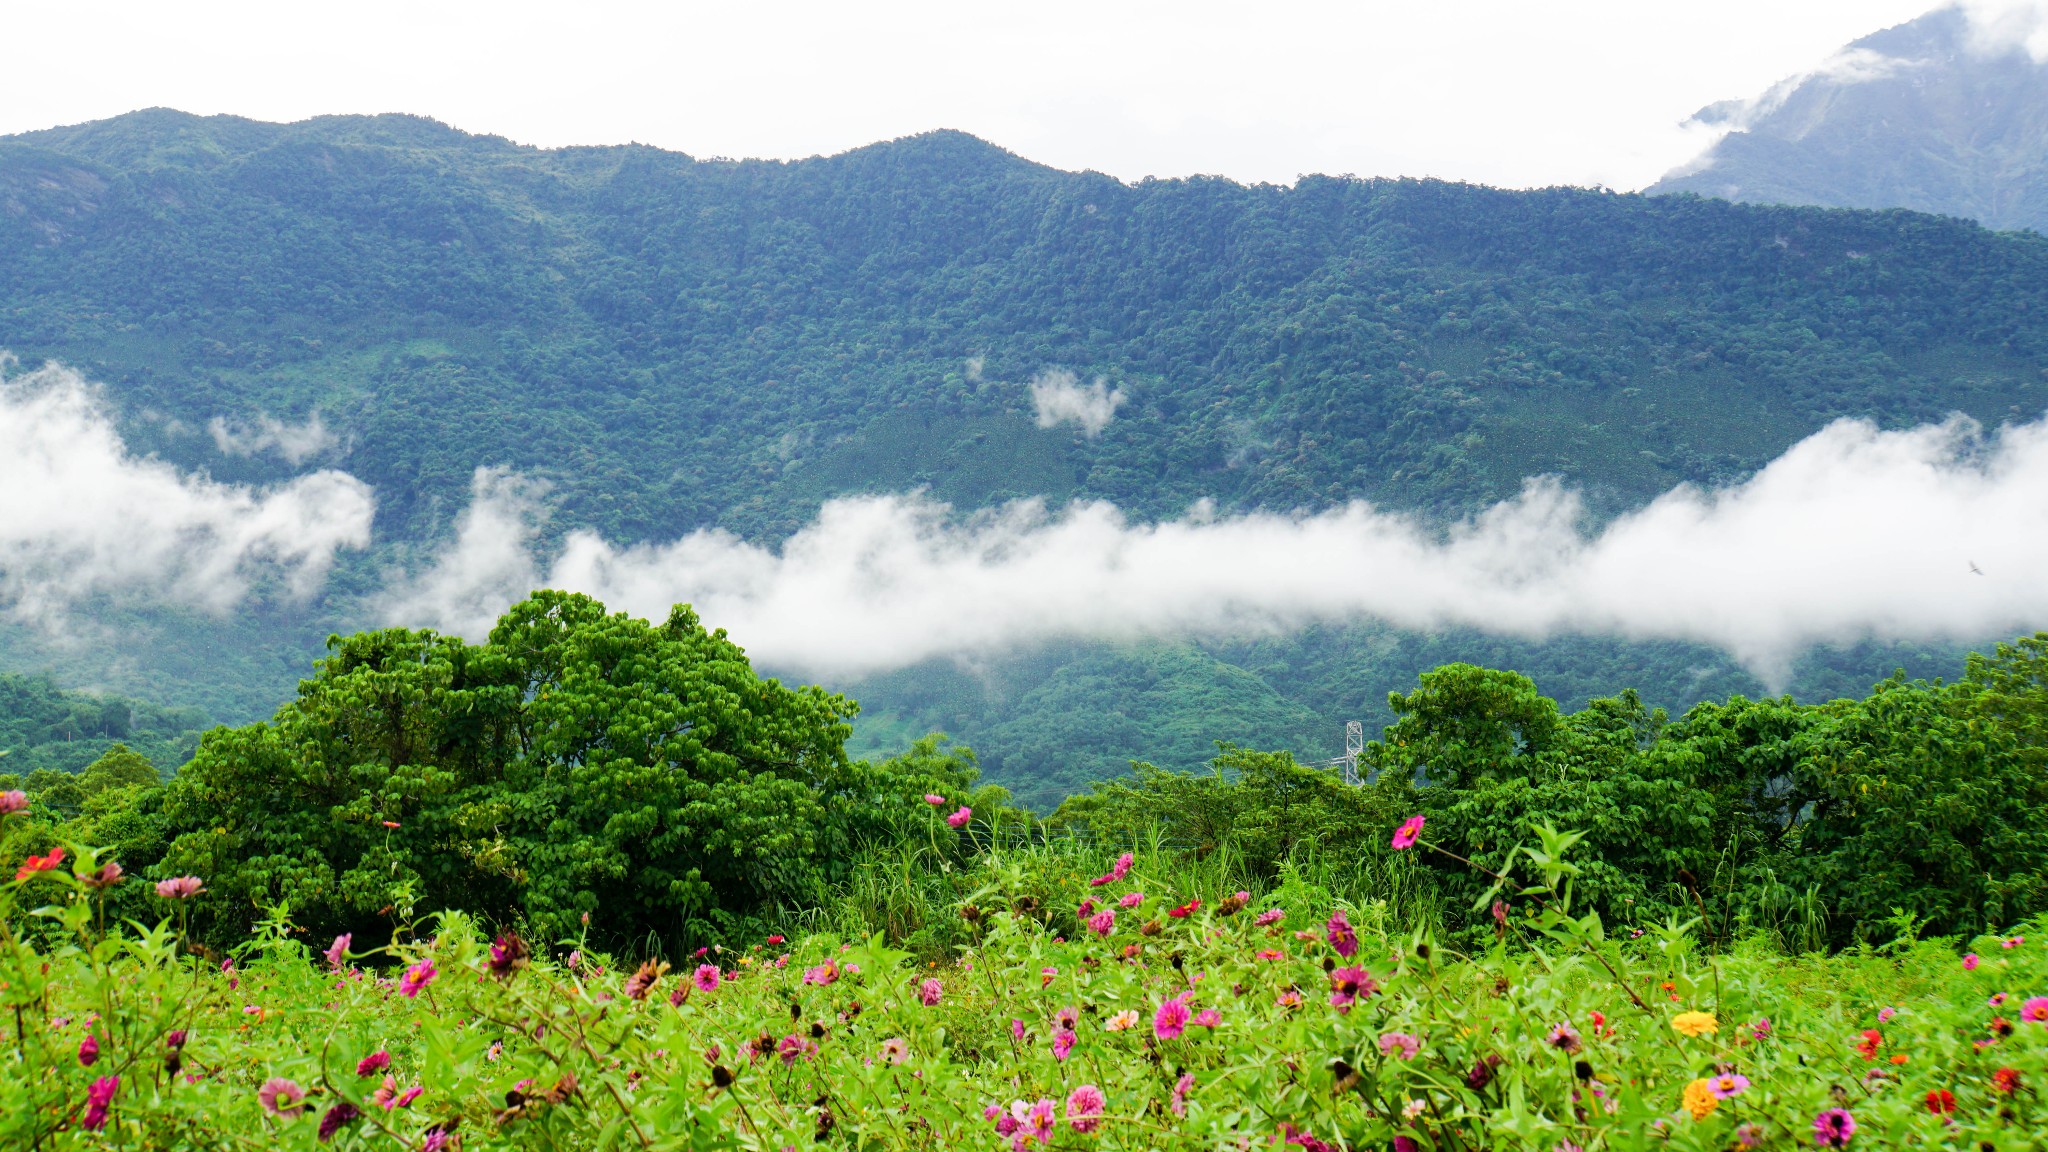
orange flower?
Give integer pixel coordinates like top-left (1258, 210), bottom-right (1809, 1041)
top-left (1681, 1078), bottom-right (1719, 1121)
top-left (1889, 1054), bottom-right (1908, 1065)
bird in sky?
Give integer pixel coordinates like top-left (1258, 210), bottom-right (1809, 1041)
top-left (1969, 561), bottom-right (1984, 576)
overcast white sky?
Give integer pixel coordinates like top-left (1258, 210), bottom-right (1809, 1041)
top-left (0, 1), bottom-right (1959, 190)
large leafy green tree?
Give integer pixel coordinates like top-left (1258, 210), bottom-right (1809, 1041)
top-left (157, 591), bottom-right (860, 948)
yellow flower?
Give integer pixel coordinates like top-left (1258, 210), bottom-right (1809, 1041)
top-left (1682, 1078), bottom-right (1719, 1121)
top-left (1671, 1011), bottom-right (1719, 1038)
top-left (1105, 1009), bottom-right (1140, 1032)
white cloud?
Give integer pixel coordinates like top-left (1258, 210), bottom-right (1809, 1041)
top-left (208, 410), bottom-right (340, 464)
top-left (387, 412), bottom-right (2048, 687)
top-left (0, 359), bottom-right (374, 624)
top-left (1961, 0), bottom-right (2048, 59)
top-left (1029, 369), bottom-right (1124, 437)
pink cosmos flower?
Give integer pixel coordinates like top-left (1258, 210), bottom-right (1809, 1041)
top-left (1708, 1073), bottom-right (1750, 1099)
top-left (1255, 908), bottom-right (1284, 926)
top-left (372, 1077), bottom-right (398, 1108)
top-left (2021, 996), bottom-right (2048, 1023)
top-left (1326, 910), bottom-right (1358, 958)
top-left (880, 1037), bottom-right (910, 1064)
top-left (0, 789), bottom-right (26, 815)
top-left (1087, 909), bottom-right (1116, 937)
top-left (945, 806), bottom-right (972, 828)
top-left (83, 1076), bottom-right (117, 1131)
top-left (1390, 814), bottom-right (1425, 850)
top-left (1379, 1032), bottom-right (1420, 1059)
top-left (355, 1050), bottom-right (390, 1077)
top-left (1812, 1108), bottom-right (1855, 1147)
top-left (2003, 936), bottom-right (2024, 948)
top-left (1011, 1018), bottom-right (1026, 1041)
top-left (1055, 1005), bottom-right (1079, 1029)
top-left (1065, 1084), bottom-right (1105, 1133)
top-left (324, 934), bottom-right (351, 971)
top-left (803, 961), bottom-right (838, 986)
top-left (920, 977), bottom-right (943, 1006)
top-left (1990, 992), bottom-right (2008, 1007)
top-left (1119, 891), bottom-right (1145, 909)
top-left (1040, 966), bottom-right (1057, 987)
top-left (1170, 1071), bottom-right (1195, 1116)
top-left (777, 1034), bottom-right (817, 1065)
top-left (1154, 996), bottom-right (1191, 1040)
top-left (1877, 1007), bottom-right (1895, 1022)
top-left (1194, 1008), bottom-right (1222, 1028)
top-left (1752, 1016), bottom-right (1773, 1039)
top-left (154, 875), bottom-right (204, 899)
top-left (259, 1077), bottom-right (306, 1115)
top-left (78, 1033), bottom-right (99, 1066)
top-left (1964, 953), bottom-right (1981, 970)
top-left (395, 1086), bottom-right (423, 1109)
top-left (398, 958), bottom-right (437, 998)
top-left (924, 793), bottom-right (945, 806)
top-left (1277, 989), bottom-right (1303, 1008)
top-left (1328, 966), bottom-right (1376, 1013)
top-left (694, 964), bottom-right (721, 992)
top-left (1052, 1028), bottom-right (1076, 1061)
top-left (1025, 1098), bottom-right (1057, 1146)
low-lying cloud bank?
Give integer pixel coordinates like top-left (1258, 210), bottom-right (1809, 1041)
top-left (0, 361), bottom-right (374, 626)
top-left (386, 413), bottom-right (2048, 685)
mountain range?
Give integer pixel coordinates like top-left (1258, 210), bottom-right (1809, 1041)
top-left (4, 108), bottom-right (2047, 803)
top-left (1651, 5), bottom-right (2048, 234)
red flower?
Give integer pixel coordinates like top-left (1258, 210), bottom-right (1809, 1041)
top-left (14, 846), bottom-right (65, 882)
top-left (1993, 1067), bottom-right (2022, 1095)
top-left (1925, 1089), bottom-right (1956, 1114)
top-left (1853, 1028), bottom-right (1883, 1060)
top-left (1168, 899), bottom-right (1200, 919)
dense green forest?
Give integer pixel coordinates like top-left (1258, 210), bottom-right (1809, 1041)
top-left (2, 109), bottom-right (2044, 794)
top-left (4, 595), bottom-right (2044, 959)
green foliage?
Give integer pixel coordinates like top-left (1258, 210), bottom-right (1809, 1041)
top-left (152, 591), bottom-right (885, 950)
top-left (7, 805), bottom-right (2048, 1150)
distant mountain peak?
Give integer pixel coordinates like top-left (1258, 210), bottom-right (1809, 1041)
top-left (1649, 3), bottom-right (2048, 233)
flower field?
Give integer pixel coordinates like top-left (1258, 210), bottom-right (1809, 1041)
top-left (4, 817), bottom-right (2046, 1152)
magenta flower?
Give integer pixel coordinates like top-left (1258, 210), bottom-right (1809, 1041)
top-left (2022, 996), bottom-right (2048, 1023)
top-left (355, 1050), bottom-right (390, 1077)
top-left (1170, 1071), bottom-right (1195, 1116)
top-left (1118, 891), bottom-right (1145, 909)
top-left (488, 934), bottom-right (528, 981)
top-left (1813, 1108), bottom-right (1855, 1147)
top-left (259, 1077), bottom-right (306, 1115)
top-left (1011, 1018), bottom-right (1026, 1041)
top-left (317, 1101), bottom-right (361, 1143)
top-left (693, 963), bottom-right (721, 992)
top-left (395, 1085), bottom-right (423, 1109)
top-left (1052, 1028), bottom-right (1076, 1061)
top-left (920, 977), bottom-right (943, 1006)
top-left (1087, 909), bottom-right (1116, 937)
top-left (1056, 1005), bottom-right (1079, 1029)
top-left (154, 875), bottom-right (204, 899)
top-left (2004, 935), bottom-right (2025, 948)
top-left (1194, 1008), bottom-right (1222, 1028)
top-left (1326, 910), bottom-right (1359, 958)
top-left (1708, 1073), bottom-right (1750, 1099)
top-left (803, 961), bottom-right (838, 986)
top-left (1113, 851), bottom-right (1133, 879)
top-left (1254, 908), bottom-right (1284, 926)
top-left (1379, 1031), bottom-right (1421, 1059)
top-left (1065, 1084), bottom-right (1106, 1133)
top-left (83, 1076), bottom-right (117, 1131)
top-left (1040, 966), bottom-right (1058, 987)
top-left (398, 958), bottom-right (437, 998)
top-left (1877, 1007), bottom-right (1895, 1022)
top-left (1964, 953), bottom-right (1981, 970)
top-left (422, 1125), bottom-right (454, 1152)
top-left (1078, 897), bottom-right (1097, 917)
top-left (1026, 1099), bottom-right (1057, 1145)
top-left (78, 1033), bottom-right (99, 1066)
top-left (324, 933), bottom-right (351, 971)
top-left (1391, 814), bottom-right (1425, 850)
top-left (924, 793), bottom-right (945, 806)
top-left (1752, 1016), bottom-right (1773, 1040)
top-left (777, 1034), bottom-right (817, 1065)
top-left (945, 806), bottom-right (972, 828)
top-left (0, 789), bottom-right (26, 816)
top-left (1328, 966), bottom-right (1376, 1013)
top-left (1154, 996), bottom-right (1191, 1040)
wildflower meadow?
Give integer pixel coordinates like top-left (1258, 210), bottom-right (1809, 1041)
top-left (3, 800), bottom-right (2044, 1151)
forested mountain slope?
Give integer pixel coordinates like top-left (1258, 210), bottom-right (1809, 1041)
top-left (3, 109), bottom-right (2045, 802)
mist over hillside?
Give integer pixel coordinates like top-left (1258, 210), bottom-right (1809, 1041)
top-left (1651, 5), bottom-right (2048, 233)
top-left (4, 109), bottom-right (2047, 803)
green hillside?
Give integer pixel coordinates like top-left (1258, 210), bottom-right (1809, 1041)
top-left (2, 109), bottom-right (2044, 798)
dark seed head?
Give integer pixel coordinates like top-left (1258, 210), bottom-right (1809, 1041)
top-left (1574, 1060), bottom-right (1593, 1081)
top-left (712, 1066), bottom-right (734, 1088)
